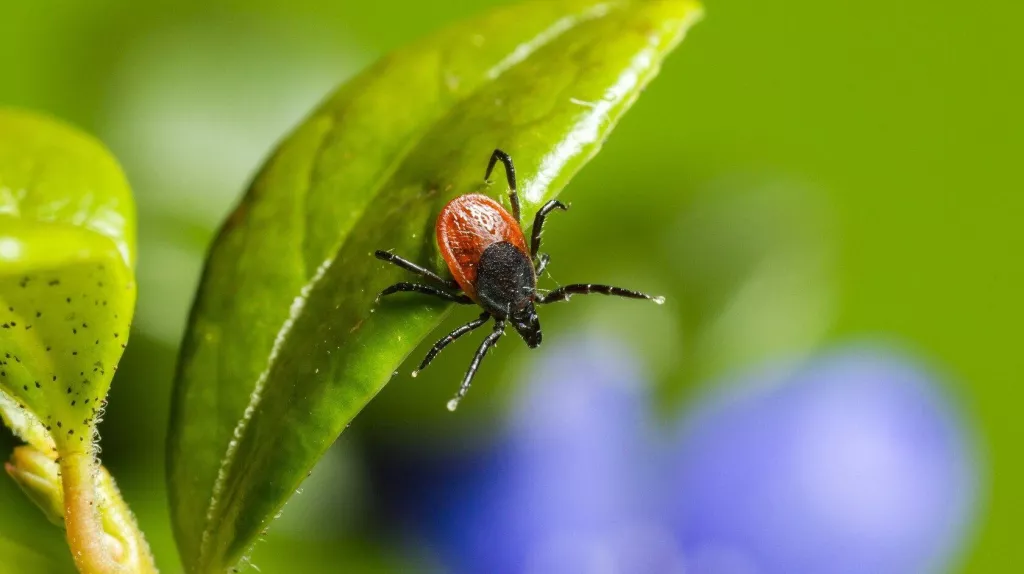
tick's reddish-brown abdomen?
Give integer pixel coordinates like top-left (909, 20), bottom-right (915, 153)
top-left (437, 193), bottom-right (529, 301)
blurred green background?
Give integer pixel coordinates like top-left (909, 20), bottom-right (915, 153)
top-left (1, 0), bottom-right (1019, 572)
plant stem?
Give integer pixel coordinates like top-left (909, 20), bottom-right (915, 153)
top-left (60, 451), bottom-right (126, 574)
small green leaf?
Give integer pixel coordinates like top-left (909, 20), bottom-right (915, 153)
top-left (167, 1), bottom-right (703, 571)
top-left (5, 445), bottom-right (65, 525)
top-left (0, 108), bottom-right (136, 457)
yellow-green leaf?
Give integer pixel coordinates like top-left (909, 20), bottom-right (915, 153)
top-left (0, 108), bottom-right (135, 458)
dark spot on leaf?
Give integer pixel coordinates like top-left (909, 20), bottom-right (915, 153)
top-left (57, 422), bottom-right (62, 428)
top-left (36, 311), bottom-right (41, 318)
top-left (52, 375), bottom-right (57, 381)
top-left (66, 297), bottom-right (71, 303)
top-left (82, 322), bottom-right (88, 328)
top-left (23, 385), bottom-right (28, 391)
top-left (71, 400), bottom-right (76, 406)
top-left (68, 430), bottom-right (74, 435)
top-left (35, 382), bottom-right (40, 388)
top-left (49, 279), bottom-right (60, 286)
top-left (72, 351), bottom-right (78, 356)
top-left (67, 387), bottom-right (72, 394)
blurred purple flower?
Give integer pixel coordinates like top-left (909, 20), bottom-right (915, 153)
top-left (669, 348), bottom-right (979, 574)
top-left (379, 339), bottom-right (979, 574)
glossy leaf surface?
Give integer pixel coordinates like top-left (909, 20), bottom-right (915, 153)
top-left (166, 1), bottom-right (703, 571)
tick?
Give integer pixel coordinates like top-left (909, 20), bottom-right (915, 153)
top-left (375, 149), bottom-right (663, 411)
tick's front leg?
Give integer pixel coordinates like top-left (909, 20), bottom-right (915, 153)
top-left (374, 250), bottom-right (459, 289)
top-left (376, 282), bottom-right (473, 304)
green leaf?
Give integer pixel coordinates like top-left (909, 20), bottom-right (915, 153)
top-left (167, 0), bottom-right (703, 571)
top-left (0, 108), bottom-right (136, 458)
top-left (5, 445), bottom-right (66, 525)
top-left (0, 108), bottom-right (148, 574)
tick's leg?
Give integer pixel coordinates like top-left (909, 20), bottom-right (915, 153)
top-left (376, 282), bottom-right (474, 304)
top-left (538, 284), bottom-right (665, 305)
top-left (413, 312), bottom-right (491, 377)
top-left (485, 149), bottom-right (520, 224)
top-left (447, 320), bottom-right (506, 411)
top-left (535, 252), bottom-right (551, 276)
top-left (375, 250), bottom-right (458, 289)
top-left (530, 200), bottom-right (568, 258)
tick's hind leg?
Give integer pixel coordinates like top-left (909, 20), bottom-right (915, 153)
top-left (413, 312), bottom-right (491, 377)
top-left (485, 149), bottom-right (521, 224)
top-left (375, 250), bottom-right (458, 289)
top-left (376, 282), bottom-right (474, 304)
top-left (538, 283), bottom-right (665, 305)
top-left (447, 320), bottom-right (506, 411)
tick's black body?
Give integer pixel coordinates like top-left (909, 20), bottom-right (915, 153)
top-left (375, 149), bottom-right (662, 411)
top-left (475, 241), bottom-right (541, 347)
